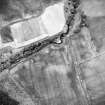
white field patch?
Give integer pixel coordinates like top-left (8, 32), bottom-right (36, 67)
top-left (41, 2), bottom-right (65, 35)
top-left (9, 2), bottom-right (65, 48)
